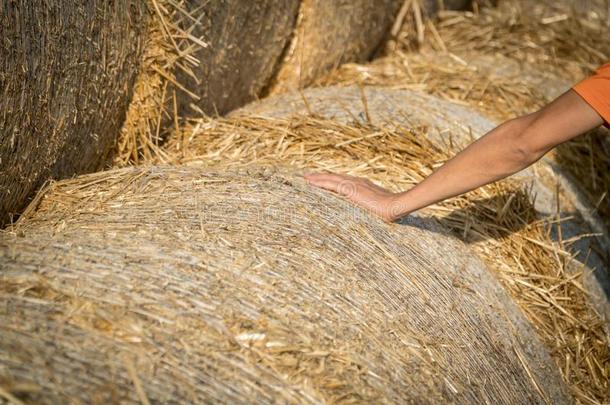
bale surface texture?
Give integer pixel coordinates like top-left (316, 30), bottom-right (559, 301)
top-left (175, 0), bottom-right (300, 116)
top-left (0, 0), bottom-right (148, 226)
top-left (233, 85), bottom-right (496, 145)
top-left (268, 0), bottom-right (403, 94)
top-left (0, 166), bottom-right (570, 404)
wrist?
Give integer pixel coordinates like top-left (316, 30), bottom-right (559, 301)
top-left (387, 191), bottom-right (415, 221)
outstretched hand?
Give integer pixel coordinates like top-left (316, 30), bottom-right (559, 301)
top-left (304, 173), bottom-right (405, 222)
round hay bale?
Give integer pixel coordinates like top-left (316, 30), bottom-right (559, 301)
top-left (175, 0), bottom-right (300, 116)
top-left (0, 166), bottom-right (570, 404)
top-left (268, 0), bottom-right (404, 94)
top-left (229, 85), bottom-right (610, 325)
top-left (0, 1), bottom-right (149, 226)
top-left (116, 0), bottom-right (300, 165)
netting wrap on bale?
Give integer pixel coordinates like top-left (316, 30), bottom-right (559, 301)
top-left (0, 166), bottom-right (571, 404)
top-left (0, 0), bottom-right (149, 226)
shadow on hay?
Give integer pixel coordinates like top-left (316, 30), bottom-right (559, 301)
top-left (399, 191), bottom-right (537, 244)
top-left (400, 192), bottom-right (610, 301)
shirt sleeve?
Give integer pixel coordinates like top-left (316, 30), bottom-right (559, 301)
top-left (572, 61), bottom-right (610, 127)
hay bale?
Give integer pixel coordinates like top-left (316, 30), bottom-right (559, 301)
top-left (268, 0), bottom-right (404, 94)
top-left (116, 0), bottom-right (300, 165)
top-left (176, 0), bottom-right (300, 116)
top-left (221, 88), bottom-right (610, 401)
top-left (0, 166), bottom-right (571, 403)
top-left (230, 85), bottom-right (609, 281)
top-left (0, 1), bottom-right (149, 226)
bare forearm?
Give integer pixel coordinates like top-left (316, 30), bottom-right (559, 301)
top-left (305, 90), bottom-right (604, 223)
top-left (392, 116), bottom-right (540, 216)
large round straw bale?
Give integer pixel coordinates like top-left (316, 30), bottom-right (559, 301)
top-left (0, 1), bottom-right (149, 226)
top-left (0, 166), bottom-right (570, 403)
top-left (268, 0), bottom-right (404, 94)
top-left (231, 85), bottom-right (610, 319)
top-left (175, 0), bottom-right (300, 116)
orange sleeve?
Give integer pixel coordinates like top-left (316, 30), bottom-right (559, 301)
top-left (572, 61), bottom-right (610, 126)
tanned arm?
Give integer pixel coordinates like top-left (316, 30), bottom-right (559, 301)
top-left (305, 90), bottom-right (605, 222)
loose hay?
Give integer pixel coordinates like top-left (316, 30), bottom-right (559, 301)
top-left (1, 166), bottom-right (571, 404)
top-left (388, 0), bottom-right (609, 79)
top-left (0, 0), bottom-right (149, 226)
top-left (317, 51), bottom-right (556, 122)
top-left (115, 0), bottom-right (194, 166)
top-left (163, 114), bottom-right (609, 403)
top-left (115, 0), bottom-right (299, 166)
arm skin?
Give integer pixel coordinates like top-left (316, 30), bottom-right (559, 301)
top-left (305, 90), bottom-right (605, 222)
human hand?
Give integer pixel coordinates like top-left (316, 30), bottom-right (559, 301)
top-left (304, 173), bottom-right (406, 222)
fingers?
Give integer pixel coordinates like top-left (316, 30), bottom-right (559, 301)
top-left (304, 173), bottom-right (360, 197)
top-left (304, 172), bottom-right (406, 223)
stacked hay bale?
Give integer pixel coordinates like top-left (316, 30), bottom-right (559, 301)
top-left (0, 0), bottom-right (474, 226)
top-left (164, 87), bottom-right (609, 402)
top-left (115, 0), bottom-right (300, 164)
top-left (0, 0), bottom-right (149, 227)
top-left (107, 0), bottom-right (482, 167)
top-left (0, 166), bottom-right (571, 403)
top-left (267, 0), bottom-right (473, 95)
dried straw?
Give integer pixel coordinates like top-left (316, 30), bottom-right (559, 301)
top-left (317, 51), bottom-right (550, 122)
top-left (163, 114), bottom-right (609, 403)
top-left (1, 166), bottom-right (571, 403)
top-left (387, 0), bottom-right (609, 78)
top-left (115, 0), bottom-right (202, 166)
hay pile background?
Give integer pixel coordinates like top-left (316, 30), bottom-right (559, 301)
top-left (0, 0), bottom-right (148, 226)
top-left (162, 108), bottom-right (609, 402)
top-left (0, 166), bottom-right (570, 404)
top-left (267, 0), bottom-right (403, 94)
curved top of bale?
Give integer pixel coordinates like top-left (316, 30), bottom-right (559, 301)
top-left (0, 166), bottom-right (570, 404)
top-left (268, 0), bottom-right (403, 94)
top-left (175, 0), bottom-right (300, 117)
top-left (0, 0), bottom-right (149, 227)
top-left (233, 85), bottom-right (496, 145)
